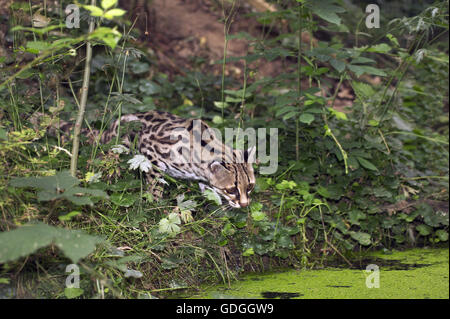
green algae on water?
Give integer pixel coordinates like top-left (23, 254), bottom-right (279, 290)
top-left (186, 248), bottom-right (449, 299)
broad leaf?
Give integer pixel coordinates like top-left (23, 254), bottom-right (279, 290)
top-left (350, 231), bottom-right (371, 246)
top-left (357, 157), bottom-right (378, 171)
top-left (83, 5), bottom-right (104, 17)
top-left (329, 58), bottom-right (346, 73)
top-left (348, 64), bottom-right (387, 77)
top-left (0, 223), bottom-right (104, 263)
top-left (110, 193), bottom-right (137, 207)
top-left (10, 171), bottom-right (108, 206)
top-left (299, 113), bottom-right (315, 125)
top-left (101, 0), bottom-right (117, 10)
top-left (103, 8), bottom-right (126, 20)
top-left (306, 0), bottom-right (346, 25)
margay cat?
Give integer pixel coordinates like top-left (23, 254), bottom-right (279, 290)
top-left (35, 110), bottom-right (256, 208)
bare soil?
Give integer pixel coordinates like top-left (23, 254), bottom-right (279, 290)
top-left (121, 0), bottom-right (355, 110)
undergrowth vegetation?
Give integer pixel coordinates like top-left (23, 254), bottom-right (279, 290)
top-left (0, 0), bottom-right (448, 298)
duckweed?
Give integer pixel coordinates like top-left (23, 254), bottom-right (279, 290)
top-left (186, 248), bottom-right (449, 299)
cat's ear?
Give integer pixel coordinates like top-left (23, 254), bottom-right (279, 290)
top-left (243, 145), bottom-right (259, 165)
top-left (210, 161), bottom-right (231, 185)
top-left (210, 161), bottom-right (229, 175)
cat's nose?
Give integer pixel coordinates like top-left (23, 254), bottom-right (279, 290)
top-left (240, 200), bottom-right (249, 208)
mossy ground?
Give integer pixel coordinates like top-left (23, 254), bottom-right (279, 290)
top-left (178, 248), bottom-right (449, 299)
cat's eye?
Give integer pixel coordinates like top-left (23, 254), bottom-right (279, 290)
top-left (247, 184), bottom-right (254, 192)
top-left (225, 187), bottom-right (238, 195)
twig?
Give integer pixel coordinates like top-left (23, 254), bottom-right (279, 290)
top-left (53, 145), bottom-right (72, 157)
top-left (377, 128), bottom-right (391, 155)
top-left (70, 1), bottom-right (95, 177)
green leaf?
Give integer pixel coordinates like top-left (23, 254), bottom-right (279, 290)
top-left (317, 186), bottom-right (330, 198)
top-left (366, 43), bottom-right (392, 53)
top-left (305, 47), bottom-right (336, 62)
top-left (103, 8), bottom-right (126, 20)
top-left (306, 0), bottom-right (346, 25)
top-left (110, 193), bottom-right (136, 207)
top-left (16, 69), bottom-right (35, 79)
top-left (435, 230), bottom-right (448, 242)
top-left (10, 171), bottom-right (108, 206)
top-left (89, 27), bottom-right (122, 49)
top-left (327, 107), bottom-right (348, 120)
top-left (350, 231), bottom-right (371, 246)
top-left (386, 33), bottom-right (399, 47)
top-left (416, 224), bottom-right (432, 236)
top-left (222, 223), bottom-right (235, 237)
top-left (276, 234), bottom-right (294, 249)
top-left (176, 194), bottom-right (197, 211)
top-left (214, 101), bottom-right (229, 109)
top-left (329, 58), bottom-right (346, 73)
top-left (0, 223), bottom-right (56, 263)
top-left (11, 170), bottom-right (78, 190)
top-left (351, 57), bottom-right (376, 64)
top-left (224, 89), bottom-right (252, 98)
top-left (0, 127), bottom-right (8, 140)
top-left (130, 61), bottom-right (150, 74)
top-left (138, 81), bottom-right (161, 95)
top-left (275, 180), bottom-right (297, 191)
top-left (26, 41), bottom-right (51, 53)
top-left (161, 256), bottom-right (181, 270)
top-left (276, 106), bottom-right (298, 117)
top-left (83, 5), bottom-right (104, 17)
top-left (283, 111), bottom-right (299, 121)
top-left (352, 81), bottom-right (375, 98)
top-left (299, 113), bottom-right (315, 125)
top-left (10, 24), bottom-right (66, 36)
top-left (348, 64), bottom-right (387, 77)
top-left (372, 187), bottom-right (392, 198)
top-left (348, 210), bottom-right (366, 225)
top-left (58, 211), bottom-right (82, 221)
top-left (203, 189), bottom-right (222, 205)
top-left (212, 115), bottom-right (224, 124)
top-left (250, 202), bottom-right (263, 213)
top-left (0, 223), bottom-right (104, 263)
top-left (418, 203), bottom-right (448, 227)
top-left (242, 248), bottom-right (254, 257)
top-left (356, 157), bottom-right (378, 171)
top-left (347, 156), bottom-right (360, 170)
top-left (158, 213), bottom-right (181, 236)
top-left (101, 0), bottom-right (117, 10)
top-left (64, 288), bottom-right (84, 299)
top-left (225, 96), bottom-right (242, 103)
top-left (251, 210), bottom-right (267, 222)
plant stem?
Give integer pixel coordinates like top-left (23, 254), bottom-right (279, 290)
top-left (220, 0), bottom-right (237, 120)
top-left (70, 0), bottom-right (95, 177)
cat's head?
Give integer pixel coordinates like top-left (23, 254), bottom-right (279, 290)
top-left (207, 147), bottom-right (256, 208)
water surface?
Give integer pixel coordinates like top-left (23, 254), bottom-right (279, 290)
top-left (181, 248), bottom-right (449, 299)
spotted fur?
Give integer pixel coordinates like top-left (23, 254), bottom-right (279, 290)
top-left (34, 110), bottom-right (256, 208)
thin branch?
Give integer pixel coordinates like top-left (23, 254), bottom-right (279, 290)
top-left (70, 1), bottom-right (96, 177)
